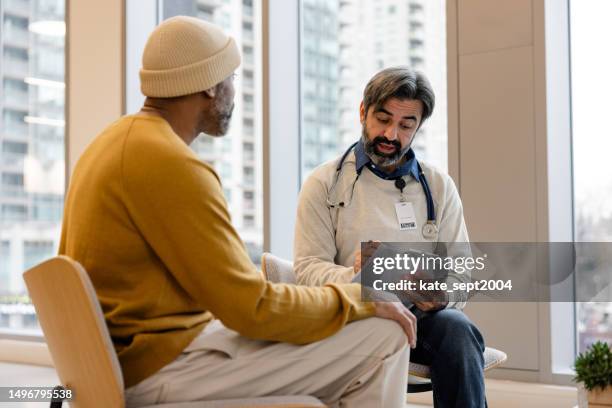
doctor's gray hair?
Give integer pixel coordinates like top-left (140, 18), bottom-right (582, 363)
top-left (362, 66), bottom-right (435, 124)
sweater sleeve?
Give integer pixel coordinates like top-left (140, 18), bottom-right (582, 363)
top-left (121, 133), bottom-right (374, 344)
top-left (293, 169), bottom-right (356, 286)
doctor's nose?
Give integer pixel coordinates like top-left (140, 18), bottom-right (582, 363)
top-left (384, 126), bottom-right (399, 141)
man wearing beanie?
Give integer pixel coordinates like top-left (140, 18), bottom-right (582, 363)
top-left (59, 16), bottom-right (415, 407)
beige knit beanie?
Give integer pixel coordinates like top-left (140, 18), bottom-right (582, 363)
top-left (140, 16), bottom-right (241, 98)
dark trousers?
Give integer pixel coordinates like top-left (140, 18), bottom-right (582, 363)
top-left (409, 306), bottom-right (487, 408)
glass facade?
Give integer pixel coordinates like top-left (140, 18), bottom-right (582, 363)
top-left (0, 0), bottom-right (65, 332)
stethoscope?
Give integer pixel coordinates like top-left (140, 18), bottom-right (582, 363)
top-left (326, 141), bottom-right (439, 239)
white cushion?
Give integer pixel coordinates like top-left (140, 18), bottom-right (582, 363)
top-left (408, 347), bottom-right (508, 380)
top-left (261, 253), bottom-right (296, 284)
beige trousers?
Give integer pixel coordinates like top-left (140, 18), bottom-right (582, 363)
top-left (125, 317), bottom-right (410, 408)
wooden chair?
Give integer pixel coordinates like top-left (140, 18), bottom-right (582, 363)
top-left (261, 252), bottom-right (508, 393)
top-left (23, 256), bottom-right (325, 408)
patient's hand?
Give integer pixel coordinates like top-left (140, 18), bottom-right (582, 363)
top-left (374, 301), bottom-right (417, 348)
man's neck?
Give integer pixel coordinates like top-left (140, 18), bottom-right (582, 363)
top-left (139, 100), bottom-right (199, 145)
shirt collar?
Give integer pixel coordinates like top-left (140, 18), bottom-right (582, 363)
top-left (354, 139), bottom-right (420, 181)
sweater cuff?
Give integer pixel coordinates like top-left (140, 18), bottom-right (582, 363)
top-left (327, 282), bottom-right (376, 322)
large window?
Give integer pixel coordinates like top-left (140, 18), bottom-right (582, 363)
top-left (0, 0), bottom-right (66, 334)
top-left (160, 0), bottom-right (263, 264)
top-left (570, 0), bottom-right (612, 352)
top-left (299, 0), bottom-right (448, 180)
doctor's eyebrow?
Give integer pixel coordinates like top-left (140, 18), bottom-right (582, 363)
top-left (374, 108), bottom-right (418, 122)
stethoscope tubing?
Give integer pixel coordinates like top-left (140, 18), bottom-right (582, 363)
top-left (328, 142), bottom-right (437, 227)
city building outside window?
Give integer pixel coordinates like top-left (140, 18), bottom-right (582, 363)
top-left (0, 0), bottom-right (66, 334)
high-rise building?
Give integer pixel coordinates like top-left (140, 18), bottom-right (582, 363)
top-left (301, 0), bottom-right (340, 177)
top-left (164, 0), bottom-right (264, 263)
top-left (0, 0), bottom-right (66, 331)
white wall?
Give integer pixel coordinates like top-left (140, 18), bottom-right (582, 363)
top-left (67, 0), bottom-right (124, 175)
top-left (448, 0), bottom-right (573, 384)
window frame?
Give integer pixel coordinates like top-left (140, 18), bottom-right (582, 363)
top-left (541, 0), bottom-right (576, 382)
top-left (0, 1), bottom-right (582, 389)
top-left (262, 0), bottom-right (301, 258)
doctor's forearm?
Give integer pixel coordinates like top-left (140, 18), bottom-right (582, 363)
top-left (295, 259), bottom-right (355, 286)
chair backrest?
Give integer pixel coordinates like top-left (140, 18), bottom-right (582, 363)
top-left (261, 253), bottom-right (296, 284)
top-left (23, 256), bottom-right (124, 408)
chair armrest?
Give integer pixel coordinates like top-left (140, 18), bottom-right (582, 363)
top-left (261, 253), bottom-right (297, 284)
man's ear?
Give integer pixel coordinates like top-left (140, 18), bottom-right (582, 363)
top-left (359, 101), bottom-right (365, 124)
top-left (202, 87), bottom-right (216, 98)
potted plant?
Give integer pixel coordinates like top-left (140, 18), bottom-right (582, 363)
top-left (575, 341), bottom-right (612, 407)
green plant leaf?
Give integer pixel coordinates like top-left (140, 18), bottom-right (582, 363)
top-left (574, 341), bottom-right (612, 391)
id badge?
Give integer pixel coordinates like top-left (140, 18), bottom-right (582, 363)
top-left (394, 202), bottom-right (418, 231)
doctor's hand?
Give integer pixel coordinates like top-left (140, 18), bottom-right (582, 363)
top-left (414, 299), bottom-right (448, 312)
top-left (402, 270), bottom-right (449, 312)
top-left (353, 240), bottom-right (381, 274)
top-left (373, 301), bottom-right (417, 348)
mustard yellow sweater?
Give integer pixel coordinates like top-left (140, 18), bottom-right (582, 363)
top-left (59, 115), bottom-right (375, 388)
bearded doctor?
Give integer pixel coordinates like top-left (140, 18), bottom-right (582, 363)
top-left (294, 66), bottom-right (488, 408)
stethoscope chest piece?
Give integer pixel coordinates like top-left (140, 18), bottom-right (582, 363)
top-left (422, 221), bottom-right (438, 239)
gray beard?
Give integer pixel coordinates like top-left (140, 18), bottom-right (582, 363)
top-left (361, 127), bottom-right (411, 169)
